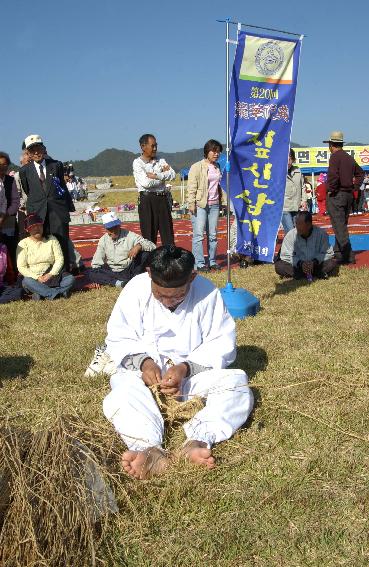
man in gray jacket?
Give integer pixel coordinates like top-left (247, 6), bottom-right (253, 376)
top-left (275, 211), bottom-right (337, 280)
top-left (87, 212), bottom-right (156, 287)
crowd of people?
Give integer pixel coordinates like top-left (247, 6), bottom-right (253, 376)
top-left (276, 131), bottom-right (365, 278)
top-left (1, 129), bottom-right (366, 478)
top-left (0, 130), bottom-right (366, 303)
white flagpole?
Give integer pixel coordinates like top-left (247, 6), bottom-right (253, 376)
top-left (225, 18), bottom-right (231, 284)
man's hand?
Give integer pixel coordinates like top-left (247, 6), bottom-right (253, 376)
top-left (146, 172), bottom-right (157, 180)
top-left (141, 358), bottom-right (162, 387)
top-left (161, 363), bottom-right (188, 396)
top-left (128, 243), bottom-right (142, 259)
top-left (188, 204), bottom-right (196, 215)
top-left (301, 261), bottom-right (314, 275)
top-left (38, 273), bottom-right (53, 283)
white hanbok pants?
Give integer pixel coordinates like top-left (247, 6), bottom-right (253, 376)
top-left (103, 368), bottom-right (254, 450)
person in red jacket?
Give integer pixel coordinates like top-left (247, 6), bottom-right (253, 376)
top-left (315, 173), bottom-right (327, 215)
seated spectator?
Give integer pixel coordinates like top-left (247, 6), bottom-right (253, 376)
top-left (0, 240), bottom-right (23, 304)
top-left (274, 211), bottom-right (337, 280)
top-left (87, 212), bottom-right (156, 288)
top-left (17, 213), bottom-right (75, 300)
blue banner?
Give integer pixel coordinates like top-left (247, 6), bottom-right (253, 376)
top-left (222, 31), bottom-right (302, 263)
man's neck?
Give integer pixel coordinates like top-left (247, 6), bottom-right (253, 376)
top-left (301, 226), bottom-right (313, 240)
top-left (141, 154), bottom-right (155, 162)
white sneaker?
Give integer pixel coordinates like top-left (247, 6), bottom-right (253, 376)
top-left (84, 345), bottom-right (117, 377)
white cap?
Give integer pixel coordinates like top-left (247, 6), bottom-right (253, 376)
top-left (102, 211), bottom-right (121, 229)
top-left (24, 134), bottom-right (44, 149)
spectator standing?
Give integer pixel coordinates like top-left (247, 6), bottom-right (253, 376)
top-left (14, 149), bottom-right (31, 240)
top-left (0, 152), bottom-right (20, 270)
top-left (133, 134), bottom-right (176, 245)
top-left (324, 131), bottom-right (364, 264)
top-left (66, 175), bottom-right (78, 201)
top-left (315, 173), bottom-right (328, 215)
top-left (364, 174), bottom-right (369, 212)
top-left (187, 139), bottom-right (226, 271)
top-left (281, 148), bottom-right (306, 234)
top-left (19, 135), bottom-right (75, 269)
top-left (303, 177), bottom-right (313, 213)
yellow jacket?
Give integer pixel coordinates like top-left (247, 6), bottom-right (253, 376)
top-left (16, 236), bottom-right (64, 279)
top-left (187, 159), bottom-right (226, 209)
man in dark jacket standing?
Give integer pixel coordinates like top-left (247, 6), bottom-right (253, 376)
top-left (19, 134), bottom-right (74, 268)
top-left (324, 131), bottom-right (364, 264)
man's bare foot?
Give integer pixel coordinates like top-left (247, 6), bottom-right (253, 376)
top-left (121, 447), bottom-right (169, 479)
top-left (181, 440), bottom-right (215, 469)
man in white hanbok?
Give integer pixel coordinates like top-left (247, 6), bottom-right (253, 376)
top-left (103, 246), bottom-right (253, 479)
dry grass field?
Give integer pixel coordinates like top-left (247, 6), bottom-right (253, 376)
top-left (110, 175), bottom-right (182, 189)
top-left (98, 189), bottom-right (183, 208)
top-left (1, 265), bottom-right (369, 566)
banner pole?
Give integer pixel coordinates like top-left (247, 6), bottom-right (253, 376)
top-left (225, 18), bottom-right (231, 284)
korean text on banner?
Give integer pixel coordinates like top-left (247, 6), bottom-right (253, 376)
top-left (222, 31), bottom-right (302, 263)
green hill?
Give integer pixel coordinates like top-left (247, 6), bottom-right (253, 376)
top-left (70, 141), bottom-right (306, 177)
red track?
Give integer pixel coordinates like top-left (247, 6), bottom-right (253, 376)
top-left (70, 213), bottom-right (369, 270)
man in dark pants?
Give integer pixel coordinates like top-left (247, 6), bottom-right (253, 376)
top-left (19, 134), bottom-right (75, 269)
top-left (133, 134), bottom-right (176, 245)
top-left (275, 211), bottom-right (337, 280)
top-left (324, 131), bottom-right (364, 264)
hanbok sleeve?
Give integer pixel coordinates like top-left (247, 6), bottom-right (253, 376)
top-left (105, 278), bottom-right (150, 366)
top-left (186, 288), bottom-right (236, 369)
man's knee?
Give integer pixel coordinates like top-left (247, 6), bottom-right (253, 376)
top-left (274, 259), bottom-right (293, 278)
top-left (205, 368), bottom-right (249, 389)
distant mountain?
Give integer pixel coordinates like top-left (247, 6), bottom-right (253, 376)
top-left (72, 148), bottom-right (137, 177)
top-left (70, 141), bottom-right (305, 177)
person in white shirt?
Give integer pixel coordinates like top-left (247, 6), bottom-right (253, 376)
top-left (103, 245), bottom-right (253, 479)
top-left (133, 134), bottom-right (176, 246)
top-left (66, 175), bottom-right (78, 201)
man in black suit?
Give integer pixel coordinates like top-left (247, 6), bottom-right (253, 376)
top-left (19, 134), bottom-right (74, 268)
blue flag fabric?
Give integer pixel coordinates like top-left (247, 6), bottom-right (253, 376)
top-left (222, 31), bottom-right (302, 263)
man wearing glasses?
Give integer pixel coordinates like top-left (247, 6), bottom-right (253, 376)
top-left (19, 134), bottom-right (74, 269)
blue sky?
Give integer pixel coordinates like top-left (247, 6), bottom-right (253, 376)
top-left (3, 0), bottom-right (368, 163)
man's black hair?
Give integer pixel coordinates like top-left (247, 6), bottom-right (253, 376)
top-left (0, 152), bottom-right (11, 166)
top-left (296, 210), bottom-right (313, 224)
top-left (139, 134), bottom-right (156, 147)
top-left (330, 142), bottom-right (344, 149)
top-left (149, 245), bottom-right (195, 288)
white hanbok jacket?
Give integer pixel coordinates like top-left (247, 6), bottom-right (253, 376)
top-left (105, 273), bottom-right (236, 372)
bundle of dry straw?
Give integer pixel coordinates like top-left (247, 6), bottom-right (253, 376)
top-left (0, 417), bottom-right (119, 567)
top-left (149, 385), bottom-right (203, 423)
